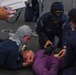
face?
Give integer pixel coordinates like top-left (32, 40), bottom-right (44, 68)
top-left (70, 20), bottom-right (76, 28)
top-left (22, 50), bottom-right (34, 61)
top-left (52, 11), bottom-right (63, 23)
top-left (23, 36), bottom-right (31, 43)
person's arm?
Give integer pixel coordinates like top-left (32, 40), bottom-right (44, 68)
top-left (6, 49), bottom-right (23, 70)
top-left (36, 14), bottom-right (51, 46)
top-left (58, 22), bottom-right (72, 59)
top-left (7, 49), bottom-right (34, 70)
top-left (62, 22), bottom-right (72, 48)
top-left (64, 38), bottom-right (76, 68)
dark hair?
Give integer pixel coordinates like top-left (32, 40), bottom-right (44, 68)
top-left (44, 44), bottom-right (55, 55)
top-left (68, 8), bottom-right (76, 23)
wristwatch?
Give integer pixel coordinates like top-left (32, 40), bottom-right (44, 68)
top-left (63, 48), bottom-right (67, 49)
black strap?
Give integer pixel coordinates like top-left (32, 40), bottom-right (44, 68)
top-left (6, 8), bottom-right (23, 23)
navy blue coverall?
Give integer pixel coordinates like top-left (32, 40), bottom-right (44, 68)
top-left (0, 39), bottom-right (23, 70)
top-left (62, 29), bottom-right (76, 75)
top-left (36, 12), bottom-right (72, 49)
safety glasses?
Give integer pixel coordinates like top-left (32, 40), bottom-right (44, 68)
top-left (54, 10), bottom-right (63, 17)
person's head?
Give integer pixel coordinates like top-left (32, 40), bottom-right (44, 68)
top-left (9, 25), bottom-right (32, 46)
top-left (68, 8), bottom-right (76, 28)
top-left (50, 2), bottom-right (64, 23)
top-left (21, 50), bottom-right (34, 62)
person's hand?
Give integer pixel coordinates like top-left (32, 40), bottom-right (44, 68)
top-left (54, 54), bottom-right (59, 58)
top-left (44, 40), bottom-right (52, 48)
top-left (0, 7), bottom-right (16, 20)
top-left (58, 49), bottom-right (66, 60)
